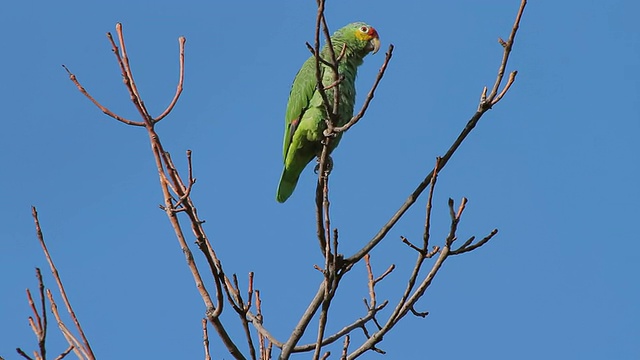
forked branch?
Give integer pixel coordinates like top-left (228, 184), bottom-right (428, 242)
top-left (285, 1), bottom-right (527, 358)
top-left (346, 0), bottom-right (527, 266)
top-left (30, 207), bottom-right (95, 360)
top-left (51, 0), bottom-right (527, 358)
top-left (63, 23), bottom-right (245, 359)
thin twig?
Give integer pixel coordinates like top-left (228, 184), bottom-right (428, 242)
top-left (246, 310), bottom-right (282, 348)
top-left (203, 319), bottom-right (211, 360)
top-left (333, 44), bottom-right (394, 133)
top-left (36, 269), bottom-right (47, 357)
top-left (409, 306), bottom-right (429, 318)
top-left (106, 26), bottom-right (150, 123)
top-left (61, 65), bottom-right (143, 126)
top-left (246, 272), bottom-right (254, 312)
top-left (312, 0), bottom-right (332, 256)
top-left (491, 71), bottom-right (518, 105)
top-left (174, 150), bottom-right (196, 209)
top-left (291, 300), bottom-right (387, 353)
top-left (115, 23), bottom-right (149, 118)
top-left (46, 290), bottom-right (88, 360)
top-left (340, 335), bottom-right (350, 360)
top-left (445, 197), bottom-right (467, 247)
top-left (451, 229), bottom-right (499, 255)
top-left (485, 0), bottom-right (527, 105)
top-left (423, 157), bottom-right (441, 249)
top-left (15, 348), bottom-right (33, 360)
top-left (23, 268), bottom-right (48, 360)
top-left (54, 346), bottom-right (74, 360)
top-left (364, 255), bottom-right (376, 308)
top-left (31, 207), bottom-right (95, 360)
top-left (311, 0), bottom-right (334, 122)
top-left (374, 265), bottom-right (395, 285)
top-left (154, 36), bottom-right (186, 122)
top-left (230, 274), bottom-right (257, 360)
top-left (400, 236), bottom-right (423, 254)
top-left (348, 245), bottom-right (450, 359)
top-left (255, 291), bottom-right (266, 359)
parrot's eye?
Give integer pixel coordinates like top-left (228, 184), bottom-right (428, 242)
top-left (360, 26), bottom-right (368, 33)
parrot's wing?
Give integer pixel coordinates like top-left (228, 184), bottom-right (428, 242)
top-left (283, 57), bottom-right (322, 160)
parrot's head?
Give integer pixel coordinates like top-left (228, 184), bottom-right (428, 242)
top-left (335, 22), bottom-right (380, 56)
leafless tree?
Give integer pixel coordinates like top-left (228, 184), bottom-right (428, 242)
top-left (12, 1), bottom-right (527, 359)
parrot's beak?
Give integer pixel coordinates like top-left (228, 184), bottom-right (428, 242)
top-left (368, 37), bottom-right (381, 54)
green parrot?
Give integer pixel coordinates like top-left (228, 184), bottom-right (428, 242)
top-left (276, 22), bottom-right (381, 203)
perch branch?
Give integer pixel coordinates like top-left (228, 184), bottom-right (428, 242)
top-left (333, 45), bottom-right (394, 133)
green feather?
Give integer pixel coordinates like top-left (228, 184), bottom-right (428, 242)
top-left (277, 22), bottom-right (380, 203)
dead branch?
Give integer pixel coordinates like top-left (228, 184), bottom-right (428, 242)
top-left (154, 36), bottom-right (186, 122)
top-left (61, 65), bottom-right (143, 126)
top-left (291, 300), bottom-right (387, 353)
top-left (15, 349), bottom-right (33, 360)
top-left (31, 207), bottom-right (95, 360)
top-left (54, 346), bottom-right (74, 360)
top-left (203, 319), bottom-right (211, 360)
top-left (423, 157), bottom-right (441, 249)
top-left (345, 0), bottom-right (527, 268)
top-left (348, 195), bottom-right (497, 358)
top-left (340, 335), bottom-right (350, 360)
top-left (451, 229), bottom-right (499, 255)
top-left (64, 23), bottom-right (245, 359)
top-left (51, 0), bottom-right (527, 357)
top-left (17, 269), bottom-right (47, 360)
top-left (486, 0), bottom-right (527, 106)
top-left (333, 45), bottom-right (394, 134)
top-left (47, 290), bottom-right (88, 359)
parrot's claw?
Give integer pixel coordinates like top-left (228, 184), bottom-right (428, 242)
top-left (314, 155), bottom-right (334, 174)
top-left (323, 129), bottom-right (336, 138)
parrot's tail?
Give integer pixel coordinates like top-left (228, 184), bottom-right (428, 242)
top-left (276, 168), bottom-right (300, 203)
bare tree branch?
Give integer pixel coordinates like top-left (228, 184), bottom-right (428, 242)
top-left (49, 0), bottom-right (528, 358)
top-left (64, 23), bottom-right (246, 360)
top-left (340, 335), bottom-right (350, 360)
top-left (22, 268), bottom-right (47, 360)
top-left (451, 229), bottom-right (499, 255)
top-left (154, 36), bottom-right (186, 123)
top-left (62, 65), bottom-right (143, 126)
top-left (423, 157), bottom-right (441, 250)
top-left (203, 319), bottom-right (211, 360)
top-left (15, 348), bottom-right (33, 360)
top-left (486, 0), bottom-right (527, 105)
top-left (54, 346), bottom-right (74, 360)
top-left (46, 289), bottom-right (88, 360)
top-left (345, 0), bottom-right (527, 267)
top-left (333, 45), bottom-right (394, 134)
top-left (31, 207), bottom-right (95, 360)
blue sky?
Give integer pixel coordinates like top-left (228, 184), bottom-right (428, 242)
top-left (1, 1), bottom-right (638, 359)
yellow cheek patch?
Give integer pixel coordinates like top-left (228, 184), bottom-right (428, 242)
top-left (355, 31), bottom-right (371, 41)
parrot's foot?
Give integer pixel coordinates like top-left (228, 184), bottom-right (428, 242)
top-left (323, 128), bottom-right (337, 138)
top-left (314, 155), bottom-right (334, 175)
